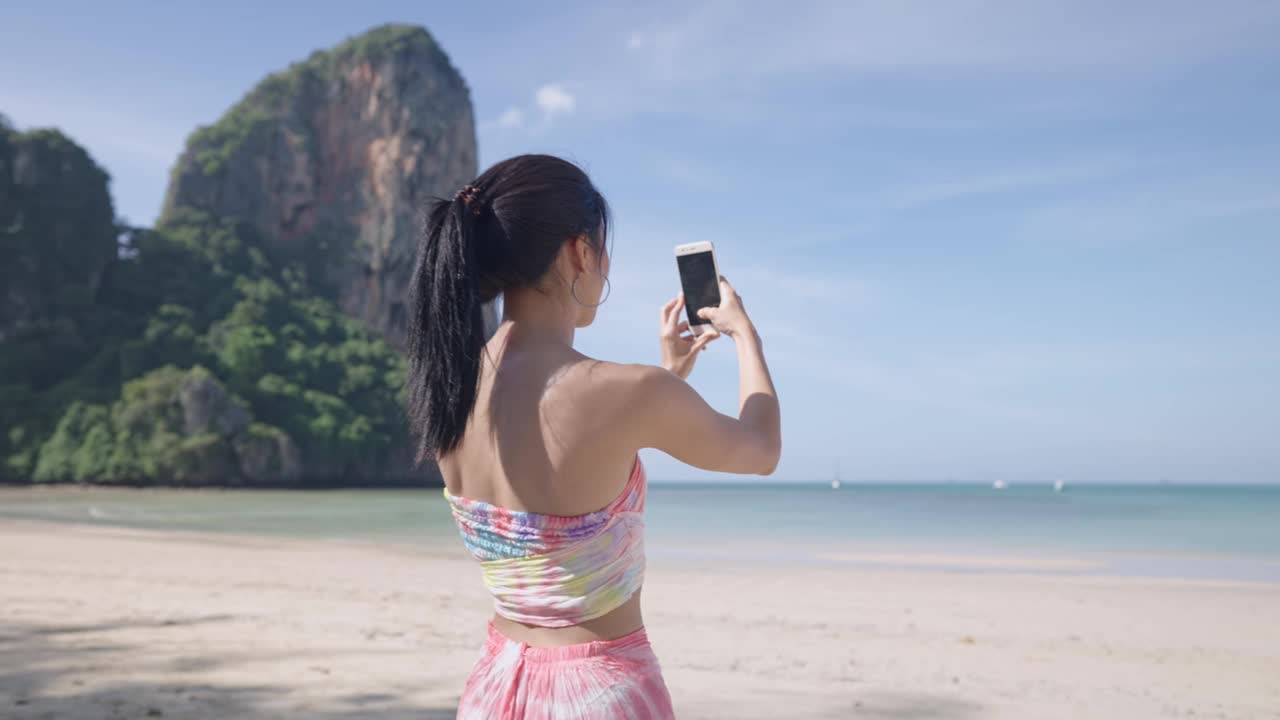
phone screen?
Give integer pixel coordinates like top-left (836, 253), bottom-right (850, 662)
top-left (677, 251), bottom-right (720, 326)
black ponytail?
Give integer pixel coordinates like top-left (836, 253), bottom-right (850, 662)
top-left (406, 154), bottom-right (610, 461)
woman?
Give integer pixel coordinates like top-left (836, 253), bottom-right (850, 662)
top-left (407, 154), bottom-right (781, 719)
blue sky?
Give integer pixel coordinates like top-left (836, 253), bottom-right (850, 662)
top-left (3, 1), bottom-right (1278, 483)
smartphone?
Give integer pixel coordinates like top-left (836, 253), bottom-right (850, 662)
top-left (674, 241), bottom-right (722, 336)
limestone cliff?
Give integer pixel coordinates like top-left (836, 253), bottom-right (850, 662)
top-left (0, 122), bottom-right (116, 350)
top-left (161, 24), bottom-right (478, 346)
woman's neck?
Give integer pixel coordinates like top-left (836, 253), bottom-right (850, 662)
top-left (499, 287), bottom-right (577, 347)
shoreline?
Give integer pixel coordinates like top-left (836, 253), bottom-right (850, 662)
top-left (5, 479), bottom-right (1278, 490)
top-left (6, 507), bottom-right (1280, 585)
top-left (3, 519), bottom-right (1279, 719)
top-left (0, 478), bottom-right (446, 490)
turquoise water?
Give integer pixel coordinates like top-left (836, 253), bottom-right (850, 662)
top-left (3, 483), bottom-right (1278, 582)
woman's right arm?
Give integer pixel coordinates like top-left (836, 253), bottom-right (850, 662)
top-left (626, 278), bottom-right (782, 475)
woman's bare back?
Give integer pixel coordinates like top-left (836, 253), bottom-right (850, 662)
top-left (438, 325), bottom-right (641, 520)
top-left (437, 326), bottom-right (652, 646)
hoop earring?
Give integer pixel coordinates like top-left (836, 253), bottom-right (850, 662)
top-left (570, 271), bottom-right (611, 308)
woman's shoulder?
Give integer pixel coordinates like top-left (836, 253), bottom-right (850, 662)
top-left (553, 359), bottom-right (680, 452)
top-left (565, 356), bottom-right (676, 394)
top-left (546, 355), bottom-right (676, 414)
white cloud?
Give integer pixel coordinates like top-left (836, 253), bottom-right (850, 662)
top-left (1008, 170), bottom-right (1280, 244)
top-left (562, 2), bottom-right (1280, 125)
top-left (535, 83), bottom-right (576, 117)
top-left (496, 107), bottom-right (524, 129)
top-left (649, 151), bottom-right (727, 192)
top-left (731, 264), bottom-right (877, 307)
top-left (478, 106), bottom-right (525, 133)
top-left (479, 86), bottom-right (576, 136)
top-left (872, 158), bottom-right (1138, 211)
top-left (629, 2), bottom-right (1280, 79)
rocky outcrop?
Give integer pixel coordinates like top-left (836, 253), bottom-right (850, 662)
top-left (32, 366), bottom-right (303, 486)
top-left (171, 369), bottom-right (302, 486)
top-left (160, 24), bottom-right (479, 346)
top-left (233, 424), bottom-right (303, 485)
top-left (0, 122), bottom-right (116, 347)
top-left (178, 370), bottom-right (251, 437)
top-left (3, 25), bottom-right (488, 487)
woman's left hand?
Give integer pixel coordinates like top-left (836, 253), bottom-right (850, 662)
top-left (660, 293), bottom-right (719, 379)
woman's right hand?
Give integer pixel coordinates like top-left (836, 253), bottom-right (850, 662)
top-left (631, 272), bottom-right (780, 475)
top-left (696, 276), bottom-right (754, 339)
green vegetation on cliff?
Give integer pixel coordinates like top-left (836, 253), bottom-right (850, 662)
top-left (1, 23), bottom-right (476, 486)
top-left (1, 125), bottom-right (410, 486)
top-left (0, 124), bottom-right (119, 389)
top-left (174, 24), bottom-right (454, 183)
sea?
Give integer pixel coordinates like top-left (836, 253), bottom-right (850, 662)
top-left (3, 482), bottom-right (1279, 583)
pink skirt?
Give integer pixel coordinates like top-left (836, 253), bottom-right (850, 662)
top-left (457, 622), bottom-right (675, 719)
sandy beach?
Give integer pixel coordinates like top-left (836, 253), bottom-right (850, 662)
top-left (2, 519), bottom-right (1278, 719)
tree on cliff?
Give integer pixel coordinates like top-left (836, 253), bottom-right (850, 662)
top-left (163, 23), bottom-right (478, 346)
top-left (1, 24), bottom-right (478, 486)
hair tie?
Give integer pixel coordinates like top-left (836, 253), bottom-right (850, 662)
top-left (454, 184), bottom-right (482, 215)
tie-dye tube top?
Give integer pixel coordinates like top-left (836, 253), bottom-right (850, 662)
top-left (443, 456), bottom-right (647, 628)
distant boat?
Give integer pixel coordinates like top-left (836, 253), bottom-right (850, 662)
top-left (831, 461), bottom-right (841, 489)
top-left (992, 480), bottom-right (1008, 490)
top-left (1053, 480), bottom-right (1066, 493)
